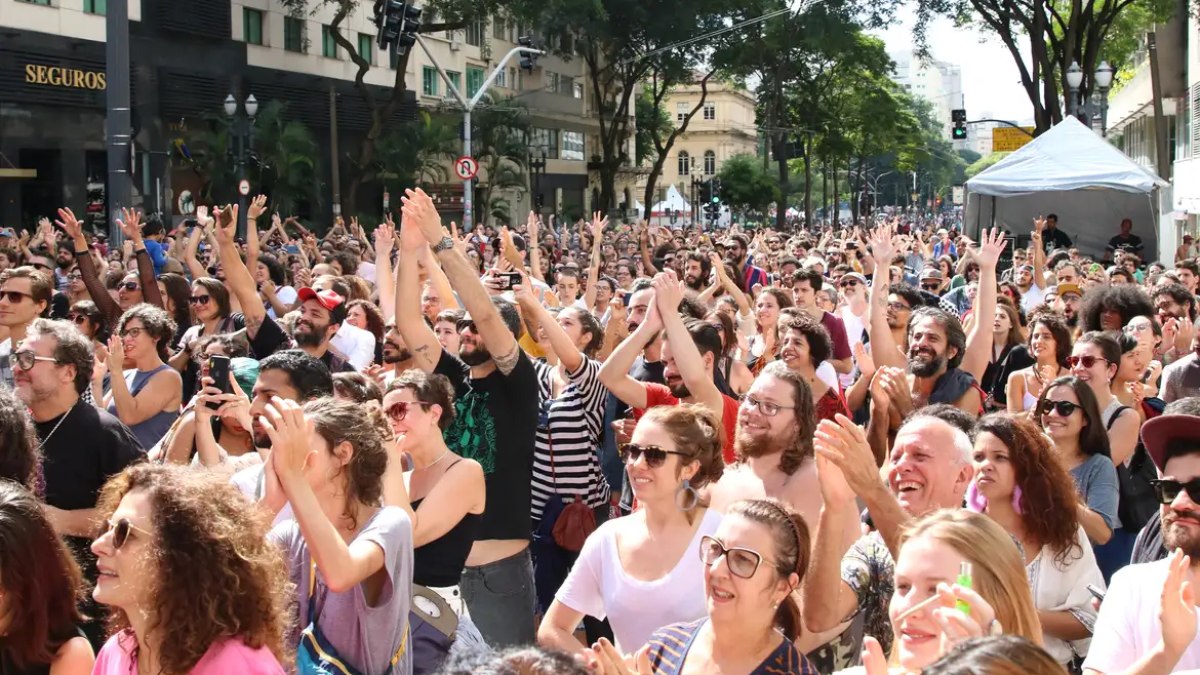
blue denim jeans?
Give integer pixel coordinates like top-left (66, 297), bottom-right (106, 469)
top-left (460, 547), bottom-right (537, 648)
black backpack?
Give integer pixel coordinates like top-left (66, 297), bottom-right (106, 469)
top-left (1108, 402), bottom-right (1161, 532)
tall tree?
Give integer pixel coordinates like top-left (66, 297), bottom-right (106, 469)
top-left (716, 153), bottom-right (780, 216)
top-left (912, 0), bottom-right (1175, 133)
top-left (640, 69), bottom-right (718, 223)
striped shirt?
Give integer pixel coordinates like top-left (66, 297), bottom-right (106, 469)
top-left (644, 619), bottom-right (818, 675)
top-left (530, 357), bottom-right (610, 522)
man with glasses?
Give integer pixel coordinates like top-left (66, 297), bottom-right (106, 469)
top-left (1084, 397), bottom-right (1200, 673)
top-left (13, 318), bottom-right (142, 647)
top-left (396, 188), bottom-right (540, 648)
top-left (723, 233), bottom-right (768, 294)
top-left (0, 267), bottom-right (53, 388)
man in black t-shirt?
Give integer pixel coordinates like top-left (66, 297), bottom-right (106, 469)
top-left (1106, 217), bottom-right (1144, 261)
top-left (14, 318), bottom-right (143, 647)
top-left (397, 189), bottom-right (540, 648)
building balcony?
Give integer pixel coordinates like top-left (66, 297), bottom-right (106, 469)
top-left (520, 89), bottom-right (585, 118)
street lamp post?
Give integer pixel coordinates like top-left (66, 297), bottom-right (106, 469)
top-left (224, 93), bottom-right (258, 239)
top-left (1066, 61), bottom-right (1084, 124)
top-left (1095, 60), bottom-right (1114, 136)
top-left (528, 150), bottom-right (547, 215)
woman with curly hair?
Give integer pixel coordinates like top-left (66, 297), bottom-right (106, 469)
top-left (345, 299), bottom-right (386, 365)
top-left (778, 314), bottom-right (848, 422)
top-left (90, 464), bottom-right (289, 674)
top-left (1078, 284), bottom-right (1156, 333)
top-left (1006, 311), bottom-right (1072, 414)
top-left (95, 304), bottom-right (182, 450)
top-left (262, 396), bottom-right (414, 675)
top-left (0, 480), bottom-right (94, 674)
top-left (0, 388), bottom-right (39, 489)
top-left (967, 414), bottom-right (1103, 667)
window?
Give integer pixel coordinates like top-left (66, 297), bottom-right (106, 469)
top-left (676, 102), bottom-right (689, 123)
top-left (243, 8), bottom-right (264, 45)
top-left (530, 128), bottom-right (560, 159)
top-left (562, 131), bottom-right (585, 160)
top-left (18, 0), bottom-right (51, 5)
top-left (678, 151), bottom-right (691, 175)
top-left (558, 75), bottom-right (576, 96)
top-left (494, 67), bottom-right (506, 88)
top-left (510, 67), bottom-right (519, 91)
top-left (358, 33), bottom-right (373, 65)
top-left (465, 19), bottom-right (485, 46)
top-left (703, 103), bottom-right (716, 120)
top-left (547, 72), bottom-right (560, 93)
top-left (493, 17), bottom-right (511, 41)
top-left (466, 66), bottom-right (485, 97)
top-left (84, 0), bottom-right (105, 14)
top-left (446, 71), bottom-right (462, 95)
top-left (573, 81), bottom-right (584, 99)
top-left (284, 16), bottom-right (306, 53)
top-left (704, 150), bottom-right (716, 175)
top-left (321, 25), bottom-right (339, 58)
top-left (422, 67), bottom-right (439, 97)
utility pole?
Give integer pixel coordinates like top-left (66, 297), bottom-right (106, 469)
top-left (1147, 32), bottom-right (1171, 181)
top-left (329, 85), bottom-right (342, 217)
top-left (417, 37), bottom-right (543, 231)
top-left (104, 0), bottom-right (132, 246)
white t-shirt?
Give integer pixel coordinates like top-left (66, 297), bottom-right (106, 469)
top-left (1083, 557), bottom-right (1200, 673)
top-left (1020, 283), bottom-right (1045, 313)
top-left (331, 322), bottom-right (376, 371)
top-left (838, 306), bottom-right (866, 388)
top-left (556, 508), bottom-right (721, 653)
top-left (230, 464), bottom-right (293, 526)
top-left (267, 285), bottom-right (298, 320)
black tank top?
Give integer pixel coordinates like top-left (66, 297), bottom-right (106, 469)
top-left (411, 461), bottom-right (484, 587)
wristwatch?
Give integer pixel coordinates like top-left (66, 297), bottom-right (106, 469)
top-left (432, 236), bottom-right (455, 254)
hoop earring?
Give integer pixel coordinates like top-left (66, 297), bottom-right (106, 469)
top-left (675, 478), bottom-right (698, 512)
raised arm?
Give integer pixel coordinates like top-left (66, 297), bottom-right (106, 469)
top-left (245, 195), bottom-right (267, 276)
top-left (374, 216), bottom-right (396, 323)
top-left (653, 272), bottom-right (724, 418)
top-left (514, 270), bottom-right (584, 373)
top-left (1031, 217), bottom-right (1047, 286)
top-left (582, 213), bottom-right (606, 310)
top-left (421, 235), bottom-right (460, 311)
top-left (394, 215), bottom-right (442, 374)
top-left (866, 223), bottom-right (905, 370)
top-left (960, 227), bottom-right (1006, 382)
top-left (213, 205), bottom-right (267, 338)
top-left (598, 301), bottom-right (660, 410)
top-left (184, 207), bottom-right (210, 280)
top-left (638, 223), bottom-right (658, 276)
top-left (404, 189), bottom-right (519, 373)
top-left (709, 251), bottom-right (751, 316)
top-left (805, 424), bottom-right (868, 633)
top-left (527, 212), bottom-right (545, 282)
top-left (118, 210), bottom-right (164, 310)
top-left (56, 207), bottom-right (120, 324)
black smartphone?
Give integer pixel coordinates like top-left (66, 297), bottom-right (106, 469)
top-left (495, 272), bottom-right (522, 291)
top-left (1086, 584), bottom-right (1106, 602)
top-left (621, 290), bottom-right (633, 307)
top-left (206, 355), bottom-right (231, 410)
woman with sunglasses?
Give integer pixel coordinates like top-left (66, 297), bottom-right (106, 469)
top-left (1035, 376), bottom-right (1119, 548)
top-left (538, 404), bottom-right (726, 658)
top-left (1068, 332), bottom-right (1140, 467)
top-left (66, 299), bottom-right (107, 345)
top-left (1006, 311), bottom-right (1070, 415)
top-left (262, 396), bottom-right (414, 675)
top-left (380, 371), bottom-right (484, 620)
top-left (91, 464), bottom-right (288, 674)
top-left (170, 278), bottom-right (244, 399)
top-left (55, 207), bottom-right (164, 328)
top-left (966, 414), bottom-right (1103, 668)
top-left (94, 304), bottom-right (182, 450)
top-left (588, 498), bottom-right (817, 674)
top-left (0, 480), bottom-right (94, 675)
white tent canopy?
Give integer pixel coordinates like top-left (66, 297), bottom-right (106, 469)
top-left (965, 116), bottom-right (1169, 260)
top-left (650, 184), bottom-right (690, 214)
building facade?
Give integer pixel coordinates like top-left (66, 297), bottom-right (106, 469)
top-left (0, 0), bottom-right (603, 228)
top-left (890, 49), bottom-right (965, 148)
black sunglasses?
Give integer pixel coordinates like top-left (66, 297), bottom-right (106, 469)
top-left (1037, 399), bottom-right (1082, 417)
top-left (921, 282), bottom-right (941, 290)
top-left (120, 281), bottom-right (140, 292)
top-left (103, 518), bottom-right (153, 550)
top-left (0, 290), bottom-right (33, 304)
top-left (618, 443), bottom-right (689, 469)
top-left (66, 313), bottom-right (90, 325)
top-left (1151, 478), bottom-right (1200, 505)
top-left (189, 295), bottom-right (211, 306)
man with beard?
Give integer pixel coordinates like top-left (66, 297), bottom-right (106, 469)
top-left (802, 410), bottom-right (974, 668)
top-left (791, 268), bottom-right (852, 374)
top-left (15, 318), bottom-right (143, 647)
top-left (599, 271), bottom-right (739, 462)
top-left (371, 320), bottom-right (418, 387)
top-left (214, 205), bottom-right (354, 373)
top-left (1053, 282), bottom-right (1084, 329)
top-left (723, 233), bottom-right (768, 293)
top-left (0, 266), bottom-right (53, 388)
top-left (397, 188), bottom-right (541, 648)
top-left (681, 251), bottom-right (711, 296)
top-left (1012, 219), bottom-right (1048, 312)
top-left (1084, 397), bottom-right (1200, 673)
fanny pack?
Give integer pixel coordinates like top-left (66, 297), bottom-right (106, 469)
top-left (297, 560), bottom-right (408, 675)
top-left (409, 585), bottom-right (458, 675)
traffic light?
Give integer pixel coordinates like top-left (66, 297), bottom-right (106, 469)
top-left (518, 36), bottom-right (540, 71)
top-left (700, 179), bottom-right (713, 205)
top-left (711, 178), bottom-right (722, 205)
top-left (398, 3), bottom-right (422, 54)
top-left (951, 109), bottom-right (967, 141)
top-left (375, 1), bottom-right (421, 54)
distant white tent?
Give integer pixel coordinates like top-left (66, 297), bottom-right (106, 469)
top-left (965, 117), bottom-right (1169, 259)
top-left (649, 185), bottom-right (691, 225)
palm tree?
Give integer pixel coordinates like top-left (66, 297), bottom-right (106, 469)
top-left (251, 100), bottom-right (320, 215)
top-left (369, 111), bottom-right (460, 200)
top-left (470, 96), bottom-right (529, 227)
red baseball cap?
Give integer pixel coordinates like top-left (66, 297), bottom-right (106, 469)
top-left (297, 287), bottom-right (348, 324)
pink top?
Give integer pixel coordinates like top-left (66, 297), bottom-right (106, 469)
top-left (93, 632), bottom-right (285, 674)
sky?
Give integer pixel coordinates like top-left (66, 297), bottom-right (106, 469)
top-left (872, 6), bottom-right (1034, 124)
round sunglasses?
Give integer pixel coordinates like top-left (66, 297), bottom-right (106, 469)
top-left (103, 517), bottom-right (153, 550)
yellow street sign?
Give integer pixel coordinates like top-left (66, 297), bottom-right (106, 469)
top-left (992, 127), bottom-right (1035, 152)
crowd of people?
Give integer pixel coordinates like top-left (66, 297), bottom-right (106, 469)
top-left (2, 192), bottom-right (1200, 674)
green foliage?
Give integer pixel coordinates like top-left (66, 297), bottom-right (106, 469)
top-left (717, 154), bottom-right (780, 213)
top-left (370, 110), bottom-right (459, 195)
top-left (469, 96), bottom-right (531, 227)
top-left (635, 88), bottom-right (674, 167)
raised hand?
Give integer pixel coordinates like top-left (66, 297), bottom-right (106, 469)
top-left (374, 217), bottom-right (396, 256)
top-left (972, 226), bottom-right (1007, 270)
top-left (526, 211), bottom-right (539, 243)
top-left (260, 397), bottom-right (314, 478)
top-left (247, 194), bottom-right (268, 221)
top-left (650, 271), bottom-right (683, 316)
top-left (814, 432), bottom-right (857, 505)
top-left (591, 211), bottom-right (608, 242)
top-left (196, 205), bottom-right (211, 227)
top-left (399, 188), bottom-right (449, 245)
top-left (92, 344), bottom-right (110, 382)
top-left (813, 415), bottom-right (882, 498)
top-left (55, 207), bottom-right (84, 242)
top-left (1160, 549), bottom-right (1197, 659)
top-left (853, 341), bottom-right (876, 378)
top-left (868, 222), bottom-right (896, 264)
top-left (213, 204), bottom-right (238, 244)
top-left (106, 334), bottom-right (125, 372)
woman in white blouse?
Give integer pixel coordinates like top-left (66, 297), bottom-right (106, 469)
top-left (967, 413), bottom-right (1104, 668)
top-left (536, 404), bottom-right (726, 660)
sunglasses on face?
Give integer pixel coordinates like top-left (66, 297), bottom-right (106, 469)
top-left (384, 400), bottom-right (432, 421)
top-left (1151, 478), bottom-right (1200, 505)
top-left (1067, 355), bottom-right (1108, 369)
top-left (120, 282), bottom-right (139, 292)
top-left (0, 289), bottom-right (33, 304)
top-left (741, 395), bottom-right (794, 418)
top-left (921, 282), bottom-right (941, 291)
top-left (189, 295), bottom-right (211, 306)
top-left (103, 517), bottom-right (153, 550)
top-left (66, 313), bottom-right (89, 325)
top-left (838, 280), bottom-right (859, 289)
top-left (13, 350), bottom-right (58, 371)
top-left (1037, 399), bottom-right (1082, 417)
top-left (31, 263), bottom-right (51, 271)
top-left (618, 442), bottom-right (689, 469)
top-left (699, 535), bottom-right (768, 579)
